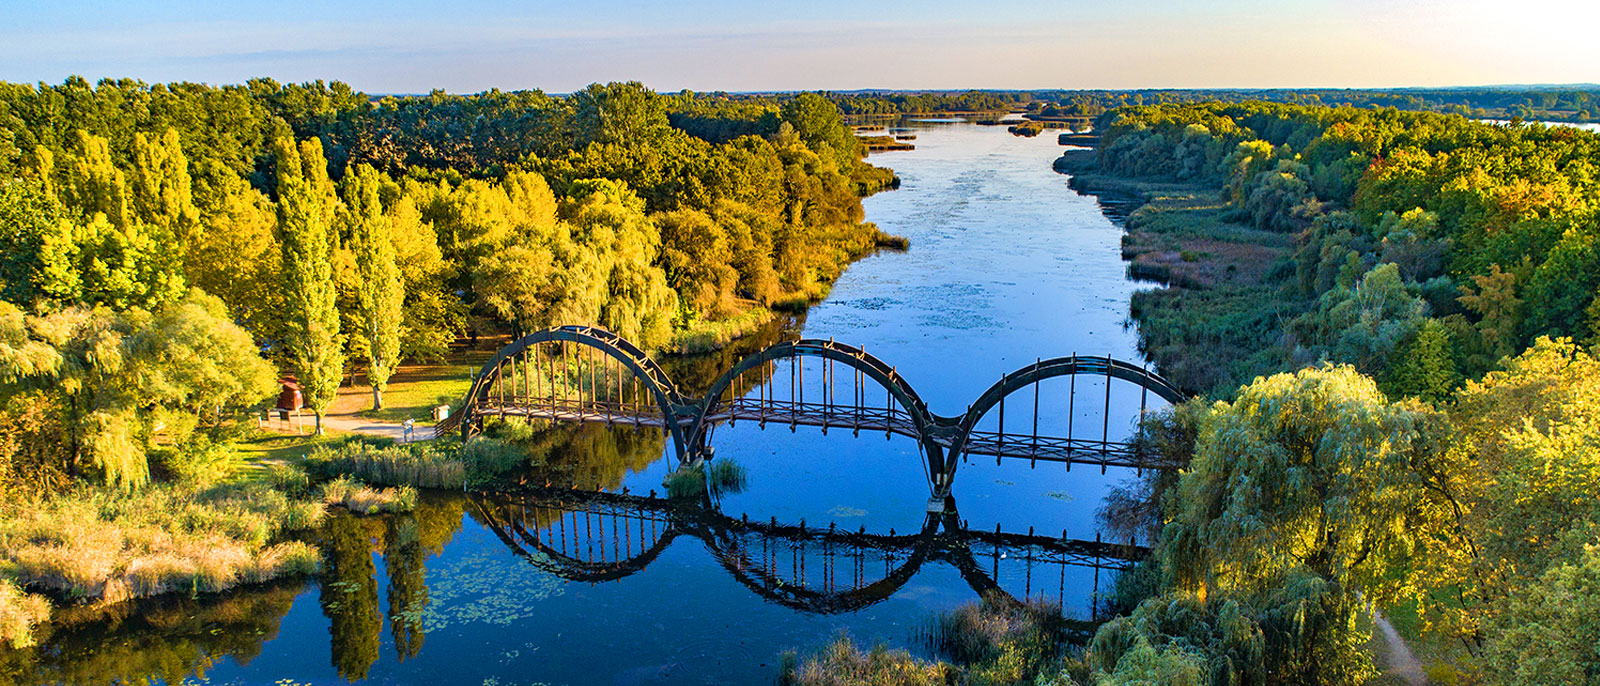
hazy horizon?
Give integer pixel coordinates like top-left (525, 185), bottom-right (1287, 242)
top-left (5, 0), bottom-right (1597, 93)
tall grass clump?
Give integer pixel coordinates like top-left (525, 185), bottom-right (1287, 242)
top-left (921, 593), bottom-right (1079, 685)
top-left (0, 580), bottom-right (51, 648)
top-left (778, 637), bottom-right (949, 686)
top-left (319, 476), bottom-right (417, 515)
top-left (303, 437), bottom-right (526, 490)
top-left (0, 483), bottom-right (325, 606)
top-left (305, 442), bottom-right (465, 489)
top-left (704, 459), bottom-right (748, 497)
top-left (663, 459), bottom-right (747, 500)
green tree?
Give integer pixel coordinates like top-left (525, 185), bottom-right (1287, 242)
top-left (0, 180), bottom-right (80, 306)
top-left (0, 291), bottom-right (275, 488)
top-left (1158, 365), bottom-right (1450, 684)
top-left (342, 165), bottom-right (404, 410)
top-left (274, 137), bottom-right (344, 434)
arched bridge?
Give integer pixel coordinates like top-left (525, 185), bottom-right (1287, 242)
top-left (471, 487), bottom-right (1143, 620)
top-left (438, 325), bottom-right (1187, 493)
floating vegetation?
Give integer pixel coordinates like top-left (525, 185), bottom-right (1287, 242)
top-left (1044, 491), bottom-right (1074, 502)
top-left (828, 506), bottom-right (868, 518)
top-left (417, 551), bottom-right (565, 632)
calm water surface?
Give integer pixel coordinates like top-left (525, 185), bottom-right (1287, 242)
top-left (16, 122), bottom-right (1167, 686)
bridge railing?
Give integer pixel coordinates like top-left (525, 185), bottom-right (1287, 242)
top-left (447, 326), bottom-right (1192, 482)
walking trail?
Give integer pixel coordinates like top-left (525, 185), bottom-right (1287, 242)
top-left (1374, 612), bottom-right (1427, 686)
top-left (319, 413), bottom-right (430, 443)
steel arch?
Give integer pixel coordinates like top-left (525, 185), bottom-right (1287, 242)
top-left (457, 325), bottom-right (692, 459)
top-left (687, 338), bottom-right (944, 472)
top-left (946, 355), bottom-right (1185, 473)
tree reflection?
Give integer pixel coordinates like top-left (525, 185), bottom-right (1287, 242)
top-left (321, 513), bottom-right (382, 681)
top-left (0, 582), bottom-right (300, 685)
top-left (385, 516), bottom-right (428, 661)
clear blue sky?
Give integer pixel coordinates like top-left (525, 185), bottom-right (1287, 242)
top-left (3, 0), bottom-right (1596, 93)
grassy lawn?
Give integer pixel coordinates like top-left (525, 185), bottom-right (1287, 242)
top-left (233, 431), bottom-right (346, 479)
top-left (329, 359), bottom-right (481, 424)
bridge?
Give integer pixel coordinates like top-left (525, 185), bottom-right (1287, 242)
top-left (438, 325), bottom-right (1187, 494)
top-left (471, 486), bottom-right (1144, 621)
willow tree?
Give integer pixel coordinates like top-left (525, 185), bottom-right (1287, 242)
top-left (342, 165), bottom-right (404, 410)
top-left (274, 137), bottom-right (344, 433)
top-left (1158, 365), bottom-right (1451, 684)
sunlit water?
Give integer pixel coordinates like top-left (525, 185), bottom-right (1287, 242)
top-left (11, 122), bottom-right (1166, 686)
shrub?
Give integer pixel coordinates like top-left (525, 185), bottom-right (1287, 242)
top-left (0, 580), bottom-right (50, 648)
top-left (150, 436), bottom-right (243, 487)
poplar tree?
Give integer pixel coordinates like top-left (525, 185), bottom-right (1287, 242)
top-left (343, 165), bottom-right (404, 410)
top-left (274, 137), bottom-right (344, 434)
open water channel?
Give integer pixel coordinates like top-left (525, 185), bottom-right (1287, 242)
top-left (10, 121), bottom-right (1169, 685)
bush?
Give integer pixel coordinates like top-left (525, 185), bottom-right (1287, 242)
top-left (0, 579), bottom-right (50, 648)
top-left (150, 436), bottom-right (243, 487)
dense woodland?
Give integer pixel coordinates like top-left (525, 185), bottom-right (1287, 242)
top-left (0, 77), bottom-right (899, 489)
top-left (1047, 104), bottom-right (1600, 685)
top-left (1093, 102), bottom-right (1600, 396)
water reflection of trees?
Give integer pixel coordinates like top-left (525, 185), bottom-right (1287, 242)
top-left (0, 415), bottom-right (772, 684)
top-left (322, 514), bottom-right (383, 680)
top-left (0, 581), bottom-right (301, 685)
top-left (320, 493), bottom-right (467, 679)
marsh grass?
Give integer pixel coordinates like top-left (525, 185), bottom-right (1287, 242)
top-left (670, 307), bottom-right (776, 354)
top-left (319, 476), bottom-right (417, 515)
top-left (303, 437), bottom-right (525, 490)
top-left (0, 579), bottom-right (50, 648)
top-left (663, 459), bottom-right (747, 500)
top-left (920, 594), bottom-right (1077, 684)
top-left (0, 483), bottom-right (325, 608)
top-left (788, 595), bottom-right (1085, 686)
top-left (779, 638), bottom-right (950, 686)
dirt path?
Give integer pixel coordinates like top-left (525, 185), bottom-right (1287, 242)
top-left (318, 413), bottom-right (431, 443)
top-left (1374, 613), bottom-right (1427, 686)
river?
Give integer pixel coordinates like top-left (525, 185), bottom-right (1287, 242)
top-left (9, 122), bottom-right (1167, 686)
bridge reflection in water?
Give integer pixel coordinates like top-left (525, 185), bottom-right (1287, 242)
top-left (472, 487), bottom-right (1145, 622)
top-left (442, 326), bottom-right (1189, 495)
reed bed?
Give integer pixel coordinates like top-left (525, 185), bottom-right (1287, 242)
top-left (0, 483), bottom-right (324, 607)
top-left (320, 476), bottom-right (417, 515)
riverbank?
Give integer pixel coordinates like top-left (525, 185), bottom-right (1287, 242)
top-left (1055, 149), bottom-right (1298, 395)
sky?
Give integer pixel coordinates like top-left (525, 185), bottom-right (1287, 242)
top-left (3, 0), bottom-right (1597, 93)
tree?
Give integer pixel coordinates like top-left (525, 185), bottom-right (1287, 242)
top-left (0, 180), bottom-right (80, 306)
top-left (567, 81), bottom-right (672, 149)
top-left (1157, 365), bottom-right (1450, 684)
top-left (274, 137), bottom-right (344, 434)
top-left (0, 291), bottom-right (275, 489)
top-left (342, 165), bottom-right (404, 410)
top-left (561, 179), bottom-right (677, 348)
top-left (780, 93), bottom-right (861, 170)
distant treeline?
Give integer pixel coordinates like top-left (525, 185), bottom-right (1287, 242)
top-left (715, 87), bottom-right (1600, 123)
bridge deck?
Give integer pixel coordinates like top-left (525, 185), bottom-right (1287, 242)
top-left (467, 397), bottom-right (1168, 470)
